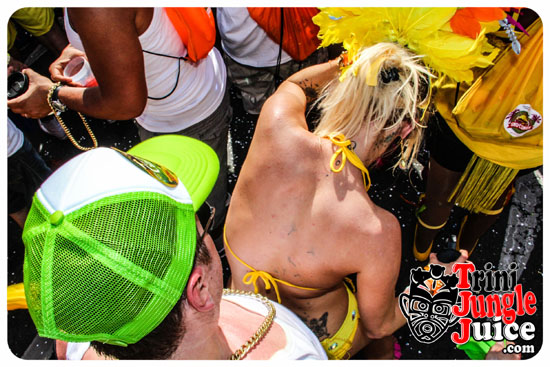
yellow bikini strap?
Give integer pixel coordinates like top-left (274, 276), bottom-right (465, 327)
top-left (223, 226), bottom-right (318, 303)
top-left (327, 134), bottom-right (372, 192)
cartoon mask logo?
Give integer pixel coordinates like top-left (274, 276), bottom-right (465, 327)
top-left (399, 264), bottom-right (460, 343)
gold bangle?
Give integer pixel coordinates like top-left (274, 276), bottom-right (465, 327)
top-left (46, 82), bottom-right (60, 107)
top-left (416, 214), bottom-right (447, 230)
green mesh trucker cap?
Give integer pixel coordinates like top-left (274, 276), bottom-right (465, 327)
top-left (22, 135), bottom-right (219, 346)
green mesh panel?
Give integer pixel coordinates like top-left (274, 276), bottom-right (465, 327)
top-left (71, 195), bottom-right (183, 279)
top-left (23, 195), bottom-right (50, 334)
top-left (22, 191), bottom-right (196, 344)
top-left (51, 234), bottom-right (155, 337)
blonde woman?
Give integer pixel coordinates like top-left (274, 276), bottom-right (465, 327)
top-left (224, 43), bottom-right (467, 359)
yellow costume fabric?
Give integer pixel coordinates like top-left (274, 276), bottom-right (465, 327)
top-left (313, 7), bottom-right (501, 84)
top-left (435, 19), bottom-right (542, 213)
top-left (436, 18), bottom-right (542, 170)
top-left (8, 283), bottom-right (28, 311)
top-left (224, 228), bottom-right (360, 359)
top-left (8, 8), bottom-right (55, 50)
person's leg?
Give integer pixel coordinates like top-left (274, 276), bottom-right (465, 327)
top-left (178, 89), bottom-right (232, 281)
top-left (35, 20), bottom-right (69, 57)
top-left (11, 8), bottom-right (68, 57)
top-left (222, 48), bottom-right (328, 115)
top-left (276, 47), bottom-right (329, 80)
top-left (135, 89), bottom-right (231, 234)
top-left (415, 112), bottom-right (473, 261)
top-left (9, 209), bottom-right (29, 229)
top-left (178, 88), bottom-right (232, 234)
top-left (221, 53), bottom-right (275, 115)
top-left (456, 183), bottom-right (514, 255)
top-left (8, 138), bottom-right (52, 228)
top-left (136, 122), bottom-right (158, 142)
top-left (413, 157), bottom-right (462, 260)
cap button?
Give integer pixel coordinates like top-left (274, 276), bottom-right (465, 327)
top-left (49, 210), bottom-right (64, 226)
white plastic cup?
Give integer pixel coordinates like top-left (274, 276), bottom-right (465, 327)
top-left (63, 56), bottom-right (97, 87)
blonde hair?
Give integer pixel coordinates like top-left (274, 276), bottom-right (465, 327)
top-left (313, 43), bottom-right (433, 169)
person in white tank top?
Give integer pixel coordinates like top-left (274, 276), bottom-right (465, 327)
top-left (217, 8), bottom-right (328, 115)
top-left (8, 8), bottom-right (231, 251)
top-left (9, 8), bottom-right (226, 131)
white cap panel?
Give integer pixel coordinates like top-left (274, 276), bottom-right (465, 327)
top-left (37, 148), bottom-right (192, 215)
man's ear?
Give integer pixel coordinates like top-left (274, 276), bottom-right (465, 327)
top-left (186, 266), bottom-right (216, 312)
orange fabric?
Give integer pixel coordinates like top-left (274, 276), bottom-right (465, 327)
top-left (164, 8), bottom-right (215, 62)
top-left (247, 7), bottom-right (321, 61)
top-left (450, 8), bottom-right (506, 39)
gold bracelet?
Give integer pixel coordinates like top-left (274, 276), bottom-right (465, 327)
top-left (46, 82), bottom-right (98, 151)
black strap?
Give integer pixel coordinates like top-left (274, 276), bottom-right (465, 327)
top-left (274, 8), bottom-right (284, 86)
top-left (142, 49), bottom-right (187, 100)
top-left (454, 82), bottom-right (461, 107)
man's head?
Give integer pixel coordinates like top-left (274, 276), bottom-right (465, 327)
top-left (314, 42), bottom-right (432, 169)
top-left (22, 135), bottom-right (220, 359)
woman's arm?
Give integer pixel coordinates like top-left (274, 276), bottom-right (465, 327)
top-left (284, 56), bottom-right (340, 104)
top-left (256, 57), bottom-right (341, 132)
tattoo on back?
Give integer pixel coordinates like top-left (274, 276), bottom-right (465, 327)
top-left (301, 312), bottom-right (330, 339)
top-left (298, 78), bottom-right (320, 103)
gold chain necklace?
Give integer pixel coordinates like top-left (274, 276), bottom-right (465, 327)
top-left (223, 288), bottom-right (276, 360)
top-left (47, 82), bottom-right (98, 151)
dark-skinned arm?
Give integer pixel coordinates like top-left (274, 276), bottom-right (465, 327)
top-left (8, 8), bottom-right (148, 120)
top-left (58, 8), bottom-right (148, 120)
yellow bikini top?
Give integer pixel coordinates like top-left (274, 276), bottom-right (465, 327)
top-left (326, 134), bottom-right (371, 193)
top-left (224, 134), bottom-right (368, 303)
top-left (223, 227), bottom-right (319, 303)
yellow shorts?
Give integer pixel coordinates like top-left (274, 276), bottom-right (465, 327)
top-left (320, 283), bottom-right (359, 359)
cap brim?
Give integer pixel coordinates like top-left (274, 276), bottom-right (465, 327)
top-left (128, 135), bottom-right (219, 212)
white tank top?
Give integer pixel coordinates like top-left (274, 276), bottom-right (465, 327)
top-left (217, 8), bottom-right (292, 68)
top-left (64, 8), bottom-right (226, 132)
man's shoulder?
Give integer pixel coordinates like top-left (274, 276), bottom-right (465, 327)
top-left (222, 293), bottom-right (328, 360)
top-left (270, 301), bottom-right (328, 360)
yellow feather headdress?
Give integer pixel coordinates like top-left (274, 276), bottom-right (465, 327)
top-left (313, 7), bottom-right (503, 84)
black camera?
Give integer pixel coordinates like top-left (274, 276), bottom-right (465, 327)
top-left (8, 71), bottom-right (29, 100)
top-left (436, 248), bottom-right (461, 263)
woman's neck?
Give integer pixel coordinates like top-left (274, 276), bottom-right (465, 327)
top-left (348, 129), bottom-right (375, 165)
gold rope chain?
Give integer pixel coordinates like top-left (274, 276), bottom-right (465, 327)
top-left (47, 82), bottom-right (98, 151)
top-left (223, 288), bottom-right (276, 360)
